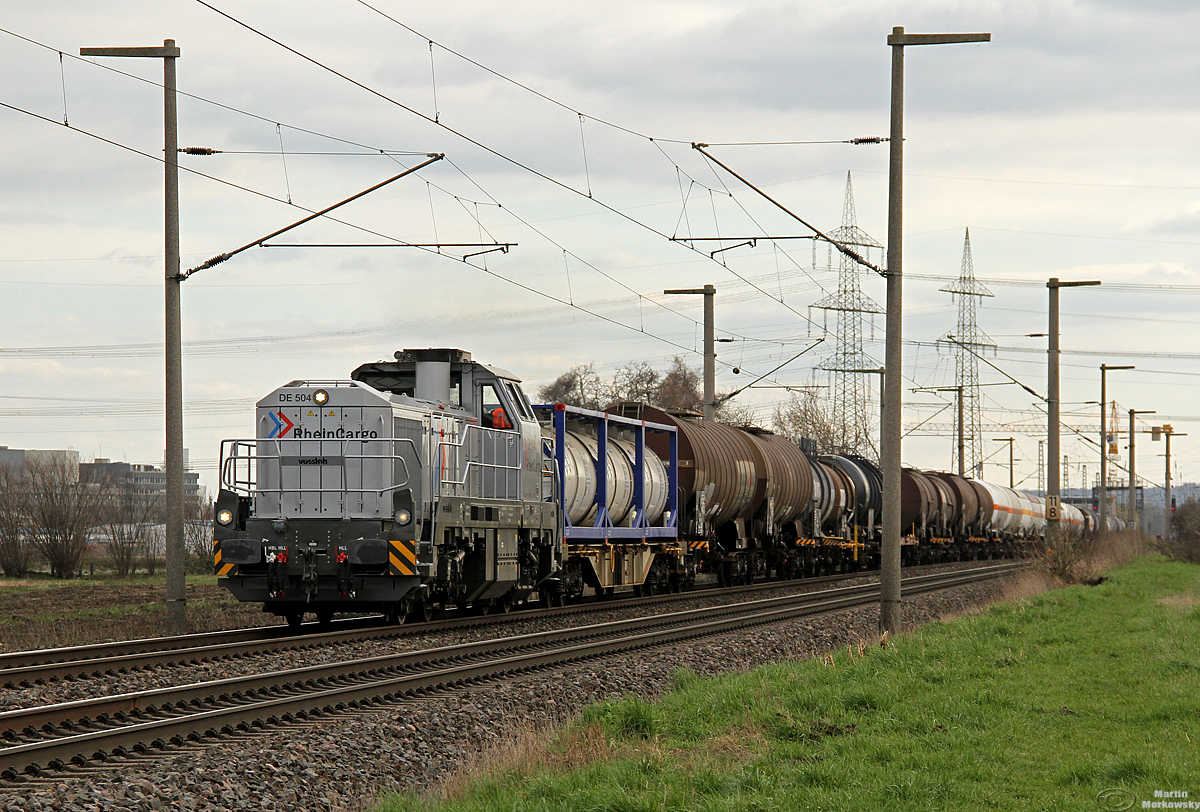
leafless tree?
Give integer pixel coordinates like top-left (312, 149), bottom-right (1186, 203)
top-left (22, 455), bottom-right (106, 579)
top-left (656, 356), bottom-right (703, 412)
top-left (714, 397), bottom-right (760, 427)
top-left (0, 464), bottom-right (32, 578)
top-left (538, 356), bottom-right (761, 426)
top-left (536, 363), bottom-right (607, 409)
top-left (772, 391), bottom-right (861, 455)
top-left (608, 361), bottom-right (661, 404)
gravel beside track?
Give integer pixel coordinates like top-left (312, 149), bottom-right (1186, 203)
top-left (0, 570), bottom-right (1014, 812)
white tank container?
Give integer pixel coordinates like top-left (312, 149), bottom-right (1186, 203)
top-left (612, 438), bottom-right (669, 527)
top-left (973, 479), bottom-right (1022, 536)
top-left (546, 428), bottom-right (670, 528)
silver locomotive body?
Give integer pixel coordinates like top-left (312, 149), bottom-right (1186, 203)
top-left (214, 348), bottom-right (560, 624)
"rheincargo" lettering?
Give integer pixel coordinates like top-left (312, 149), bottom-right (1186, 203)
top-left (293, 427), bottom-right (379, 439)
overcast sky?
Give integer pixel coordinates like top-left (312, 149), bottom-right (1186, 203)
top-left (2, 0), bottom-right (1198, 496)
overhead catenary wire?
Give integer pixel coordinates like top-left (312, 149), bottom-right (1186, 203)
top-left (57, 51), bottom-right (68, 125)
top-left (692, 144), bottom-right (887, 277)
top-left (0, 114), bottom-right (777, 361)
top-left (0, 99), bottom-right (776, 374)
top-left (4, 16), bottom-right (769, 346)
top-left (189, 4), bottom-right (834, 335)
top-left (275, 123), bottom-right (292, 203)
top-left (0, 99), bottom-right (459, 266)
top-left (6, 22), bottom-right (837, 344)
top-left (350, 0), bottom-right (886, 151)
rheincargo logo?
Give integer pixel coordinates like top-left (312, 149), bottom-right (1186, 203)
top-left (294, 427), bottom-right (379, 439)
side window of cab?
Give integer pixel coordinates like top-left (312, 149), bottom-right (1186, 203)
top-left (479, 383), bottom-right (514, 430)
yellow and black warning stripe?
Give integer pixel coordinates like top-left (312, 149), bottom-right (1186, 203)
top-left (213, 539), bottom-right (238, 577)
top-left (688, 540), bottom-right (709, 552)
top-left (388, 538), bottom-right (418, 576)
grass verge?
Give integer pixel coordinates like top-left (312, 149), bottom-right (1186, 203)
top-left (376, 555), bottom-right (1200, 812)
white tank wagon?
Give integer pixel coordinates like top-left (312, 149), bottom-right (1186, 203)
top-left (535, 403), bottom-right (682, 597)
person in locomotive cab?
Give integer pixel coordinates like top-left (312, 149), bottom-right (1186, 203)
top-left (491, 407), bottom-right (512, 430)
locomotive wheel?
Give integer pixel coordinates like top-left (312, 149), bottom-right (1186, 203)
top-left (385, 605), bottom-right (406, 625)
top-left (285, 611), bottom-right (304, 629)
top-left (407, 599), bottom-right (433, 624)
top-left (316, 608), bottom-right (334, 626)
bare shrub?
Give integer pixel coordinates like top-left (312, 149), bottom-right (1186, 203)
top-left (0, 465), bottom-right (32, 578)
top-left (1040, 531), bottom-right (1099, 584)
top-left (185, 521), bottom-right (213, 573)
top-left (185, 487), bottom-right (214, 574)
top-left (99, 490), bottom-right (162, 578)
top-left (1164, 500), bottom-right (1200, 564)
top-left (1041, 530), bottom-right (1149, 584)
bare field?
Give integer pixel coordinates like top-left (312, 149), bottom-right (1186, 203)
top-left (0, 579), bottom-right (279, 652)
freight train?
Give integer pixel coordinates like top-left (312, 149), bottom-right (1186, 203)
top-left (212, 348), bottom-right (1103, 626)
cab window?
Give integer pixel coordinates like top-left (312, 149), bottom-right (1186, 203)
top-left (479, 383), bottom-right (514, 430)
top-left (505, 381), bottom-right (535, 421)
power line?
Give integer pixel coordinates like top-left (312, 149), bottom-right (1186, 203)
top-left (907, 273), bottom-right (1200, 293)
top-left (856, 167), bottom-right (1200, 192)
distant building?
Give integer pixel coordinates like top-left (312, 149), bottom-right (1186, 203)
top-left (0, 446), bottom-right (23, 472)
top-left (0, 447), bottom-right (80, 477)
top-left (79, 458), bottom-right (200, 502)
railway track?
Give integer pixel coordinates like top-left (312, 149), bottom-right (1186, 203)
top-left (0, 562), bottom-right (1023, 780)
top-left (0, 560), bottom-right (1009, 685)
top-left (0, 569), bottom-right (872, 686)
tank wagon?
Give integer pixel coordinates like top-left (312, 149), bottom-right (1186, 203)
top-left (213, 348), bottom-right (1093, 624)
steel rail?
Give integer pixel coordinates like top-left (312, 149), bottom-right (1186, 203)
top-left (1, 563), bottom-right (942, 679)
top-left (0, 563), bottom-right (1022, 779)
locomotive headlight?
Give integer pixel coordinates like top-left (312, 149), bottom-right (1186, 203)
top-left (314, 389), bottom-right (330, 406)
top-left (216, 509), bottom-right (234, 526)
top-left (394, 508), bottom-right (412, 526)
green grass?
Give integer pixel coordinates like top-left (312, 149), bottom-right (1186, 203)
top-left (375, 555), bottom-right (1200, 812)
